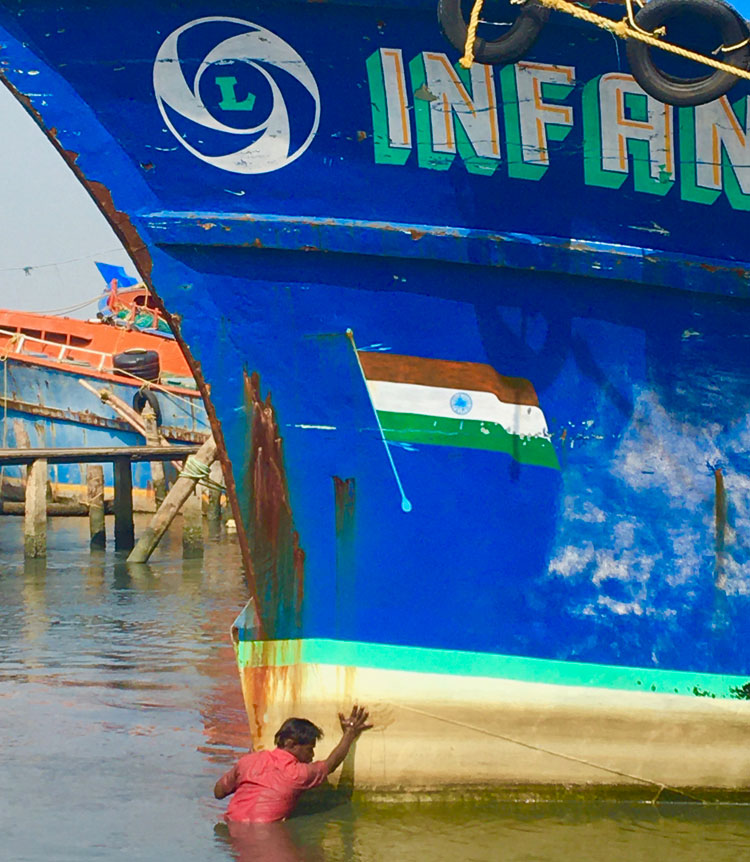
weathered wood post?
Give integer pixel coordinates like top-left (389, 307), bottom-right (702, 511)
top-left (113, 457), bottom-right (134, 551)
top-left (24, 458), bottom-right (47, 557)
top-left (206, 460), bottom-right (223, 522)
top-left (87, 464), bottom-right (106, 548)
top-left (127, 436), bottom-right (217, 564)
top-left (182, 486), bottom-right (203, 556)
top-left (142, 404), bottom-right (166, 508)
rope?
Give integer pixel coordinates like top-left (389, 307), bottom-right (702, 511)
top-left (178, 454), bottom-right (225, 491)
top-left (0, 247), bottom-right (124, 275)
top-left (460, 0), bottom-right (487, 67)
top-left (35, 294), bottom-right (102, 316)
top-left (112, 367), bottom-right (207, 416)
top-left (460, 0), bottom-right (750, 81)
top-left (396, 702), bottom-right (705, 803)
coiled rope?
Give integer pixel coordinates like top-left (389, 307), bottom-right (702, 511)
top-left (178, 454), bottom-right (225, 491)
top-left (460, 0), bottom-right (750, 80)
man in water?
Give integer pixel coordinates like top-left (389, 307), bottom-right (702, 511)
top-left (214, 705), bottom-right (372, 823)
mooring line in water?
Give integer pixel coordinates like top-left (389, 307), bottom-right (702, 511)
top-left (346, 329), bottom-right (412, 513)
top-left (395, 703), bottom-right (704, 804)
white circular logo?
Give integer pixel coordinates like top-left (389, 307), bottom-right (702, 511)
top-left (153, 17), bottom-right (320, 174)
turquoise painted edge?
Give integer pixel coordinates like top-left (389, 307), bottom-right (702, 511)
top-left (235, 636), bottom-right (750, 701)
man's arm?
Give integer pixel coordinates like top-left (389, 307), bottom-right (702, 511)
top-left (324, 705), bottom-right (373, 775)
top-left (214, 764), bottom-right (239, 799)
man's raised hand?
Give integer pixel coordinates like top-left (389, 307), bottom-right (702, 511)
top-left (338, 704), bottom-right (373, 737)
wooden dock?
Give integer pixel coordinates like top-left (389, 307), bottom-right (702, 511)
top-left (0, 445), bottom-right (199, 466)
top-left (0, 444), bottom-right (203, 557)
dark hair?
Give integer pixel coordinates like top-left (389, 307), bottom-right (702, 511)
top-left (274, 717), bottom-right (324, 748)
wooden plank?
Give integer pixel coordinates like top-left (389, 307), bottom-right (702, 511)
top-left (0, 445), bottom-right (200, 466)
top-left (113, 458), bottom-right (134, 551)
top-left (0, 500), bottom-right (114, 516)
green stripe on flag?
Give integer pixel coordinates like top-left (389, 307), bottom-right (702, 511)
top-left (376, 411), bottom-right (560, 469)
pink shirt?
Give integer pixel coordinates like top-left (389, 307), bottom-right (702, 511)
top-left (217, 748), bottom-right (329, 823)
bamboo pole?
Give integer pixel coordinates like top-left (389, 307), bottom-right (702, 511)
top-left (79, 378), bottom-right (146, 434)
top-left (127, 436), bottom-right (217, 564)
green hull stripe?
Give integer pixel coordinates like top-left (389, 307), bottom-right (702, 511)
top-left (376, 411), bottom-right (560, 469)
top-left (235, 637), bottom-right (750, 701)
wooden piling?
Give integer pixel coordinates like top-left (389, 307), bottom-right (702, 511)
top-left (142, 404), bottom-right (166, 508)
top-left (113, 457), bottom-right (134, 551)
top-left (206, 460), bottom-right (223, 523)
top-left (127, 436), bottom-right (217, 564)
top-left (182, 486), bottom-right (203, 556)
top-left (24, 458), bottom-right (47, 558)
top-left (87, 464), bottom-right (106, 548)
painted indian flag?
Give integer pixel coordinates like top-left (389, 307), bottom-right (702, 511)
top-left (358, 352), bottom-right (559, 470)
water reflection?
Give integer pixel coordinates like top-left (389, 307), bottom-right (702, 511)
top-left (215, 820), bottom-right (325, 862)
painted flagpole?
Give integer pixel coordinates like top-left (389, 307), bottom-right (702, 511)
top-left (347, 329), bottom-right (412, 513)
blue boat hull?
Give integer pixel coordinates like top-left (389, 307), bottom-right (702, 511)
top-left (1, 358), bottom-right (208, 507)
top-left (4, 0), bottom-right (750, 788)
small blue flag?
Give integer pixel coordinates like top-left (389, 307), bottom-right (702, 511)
top-left (95, 261), bottom-right (140, 288)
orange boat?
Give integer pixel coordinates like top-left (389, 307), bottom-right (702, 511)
top-left (0, 307), bottom-right (208, 510)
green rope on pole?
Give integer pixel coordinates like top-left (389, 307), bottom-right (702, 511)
top-left (178, 455), bottom-right (225, 492)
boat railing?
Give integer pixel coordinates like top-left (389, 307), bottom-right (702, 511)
top-left (0, 327), bottom-right (111, 372)
top-left (0, 326), bottom-right (200, 398)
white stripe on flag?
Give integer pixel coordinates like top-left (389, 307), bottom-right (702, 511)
top-left (365, 380), bottom-right (550, 438)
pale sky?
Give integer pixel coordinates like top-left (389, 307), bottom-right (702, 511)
top-left (0, 82), bottom-right (139, 319)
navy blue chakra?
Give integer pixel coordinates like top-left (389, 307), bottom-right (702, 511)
top-left (450, 392), bottom-right (473, 415)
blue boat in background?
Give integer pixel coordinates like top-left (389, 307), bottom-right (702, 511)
top-left (0, 305), bottom-right (208, 509)
top-left (3, 0), bottom-right (750, 794)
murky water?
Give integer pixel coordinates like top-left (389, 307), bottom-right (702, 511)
top-left (3, 517), bottom-right (750, 861)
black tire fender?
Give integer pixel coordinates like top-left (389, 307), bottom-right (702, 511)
top-left (113, 347), bottom-right (161, 382)
top-left (133, 386), bottom-right (162, 426)
top-left (438, 0), bottom-right (550, 65)
top-left (626, 0), bottom-right (750, 106)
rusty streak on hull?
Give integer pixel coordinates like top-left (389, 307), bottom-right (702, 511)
top-left (245, 370), bottom-right (305, 641)
top-left (715, 467), bottom-right (728, 589)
